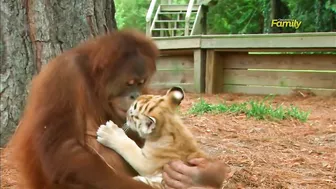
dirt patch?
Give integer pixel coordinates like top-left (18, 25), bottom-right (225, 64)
top-left (1, 93), bottom-right (336, 189)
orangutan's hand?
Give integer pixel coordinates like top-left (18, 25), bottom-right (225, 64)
top-left (163, 158), bottom-right (231, 189)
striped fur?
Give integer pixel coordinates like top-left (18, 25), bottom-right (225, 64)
top-left (121, 87), bottom-right (209, 188)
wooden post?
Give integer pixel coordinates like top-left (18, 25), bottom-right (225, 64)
top-left (205, 50), bottom-right (223, 94)
top-left (193, 49), bottom-right (205, 93)
top-left (202, 5), bottom-right (208, 34)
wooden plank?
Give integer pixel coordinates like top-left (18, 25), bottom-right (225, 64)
top-left (154, 37), bottom-right (201, 50)
top-left (159, 49), bottom-right (194, 56)
top-left (201, 32), bottom-right (336, 38)
top-left (223, 70), bottom-right (336, 89)
top-left (156, 56), bottom-right (194, 69)
top-left (193, 49), bottom-right (203, 93)
top-left (223, 85), bottom-right (336, 96)
top-left (151, 69), bottom-right (194, 84)
top-left (200, 49), bottom-right (206, 92)
top-left (191, 6), bottom-right (203, 35)
top-left (201, 35), bottom-right (336, 49)
top-left (150, 83), bottom-right (196, 92)
top-left (205, 50), bottom-right (223, 94)
top-left (205, 50), bottom-right (215, 93)
top-left (220, 54), bottom-right (336, 70)
top-left (200, 32), bottom-right (336, 49)
top-left (213, 48), bottom-right (336, 52)
top-left (153, 32), bottom-right (336, 50)
top-left (154, 32), bottom-right (336, 40)
top-left (160, 5), bottom-right (199, 12)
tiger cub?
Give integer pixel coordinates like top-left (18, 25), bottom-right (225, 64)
top-left (97, 86), bottom-right (209, 189)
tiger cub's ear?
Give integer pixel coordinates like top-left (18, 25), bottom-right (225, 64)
top-left (166, 86), bottom-right (185, 106)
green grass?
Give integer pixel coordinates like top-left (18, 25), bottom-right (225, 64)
top-left (188, 96), bottom-right (311, 122)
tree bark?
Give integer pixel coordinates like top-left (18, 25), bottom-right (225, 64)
top-left (0, 0), bottom-right (117, 146)
top-left (270, 0), bottom-right (281, 33)
top-left (315, 0), bottom-right (323, 32)
top-left (263, 0), bottom-right (271, 33)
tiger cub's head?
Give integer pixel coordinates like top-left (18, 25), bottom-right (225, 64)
top-left (124, 86), bottom-right (185, 139)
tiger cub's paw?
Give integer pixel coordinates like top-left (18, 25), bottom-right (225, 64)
top-left (134, 175), bottom-right (164, 189)
top-left (96, 120), bottom-right (128, 149)
top-left (134, 176), bottom-right (153, 185)
top-left (133, 176), bottom-right (146, 182)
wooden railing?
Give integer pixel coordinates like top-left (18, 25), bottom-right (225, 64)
top-left (146, 0), bottom-right (158, 36)
top-left (185, 0), bottom-right (195, 36)
top-left (150, 32), bottom-right (336, 96)
top-left (146, 0), bottom-right (207, 37)
top-left (190, 5), bottom-right (203, 35)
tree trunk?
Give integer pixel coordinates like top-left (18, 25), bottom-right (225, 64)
top-left (0, 0), bottom-right (117, 147)
top-left (315, 0), bottom-right (323, 32)
top-left (263, 0), bottom-right (271, 33)
top-left (270, 0), bottom-right (281, 33)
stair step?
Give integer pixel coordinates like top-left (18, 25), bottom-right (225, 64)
top-left (152, 28), bottom-right (191, 31)
top-left (155, 20), bottom-right (194, 24)
top-left (155, 20), bottom-right (186, 23)
top-left (158, 11), bottom-right (192, 15)
top-left (160, 4), bottom-right (200, 12)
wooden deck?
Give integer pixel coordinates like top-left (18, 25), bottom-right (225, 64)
top-left (155, 32), bottom-right (336, 50)
top-left (150, 32), bottom-right (336, 96)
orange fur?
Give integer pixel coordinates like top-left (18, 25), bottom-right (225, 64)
top-left (9, 29), bottom-right (159, 189)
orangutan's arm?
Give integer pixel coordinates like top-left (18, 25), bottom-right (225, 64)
top-left (37, 134), bottom-right (154, 189)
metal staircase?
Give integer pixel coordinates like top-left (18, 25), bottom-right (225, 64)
top-left (146, 0), bottom-right (216, 37)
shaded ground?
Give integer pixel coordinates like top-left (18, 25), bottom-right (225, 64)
top-left (1, 93), bottom-right (336, 189)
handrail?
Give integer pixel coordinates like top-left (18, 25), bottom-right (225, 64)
top-left (191, 5), bottom-right (202, 35)
top-left (146, 0), bottom-right (158, 36)
top-left (185, 0), bottom-right (195, 36)
top-left (150, 5), bottom-right (161, 36)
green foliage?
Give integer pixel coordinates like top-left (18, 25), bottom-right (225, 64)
top-left (285, 0), bottom-right (335, 32)
top-left (325, 0), bottom-right (336, 13)
top-left (207, 0), bottom-right (265, 34)
top-left (114, 0), bottom-right (335, 33)
top-left (115, 0), bottom-right (149, 31)
top-left (188, 97), bottom-right (310, 122)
